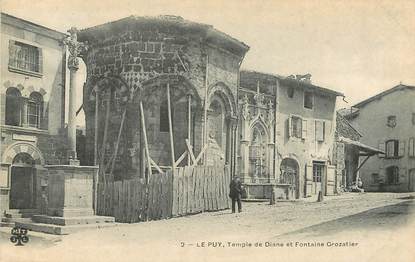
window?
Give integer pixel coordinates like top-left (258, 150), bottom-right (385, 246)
top-left (5, 88), bottom-right (44, 129)
top-left (315, 120), bottom-right (326, 142)
top-left (287, 87), bottom-right (294, 98)
top-left (27, 92), bottom-right (43, 128)
top-left (386, 115), bottom-right (396, 128)
top-left (385, 140), bottom-right (399, 158)
top-left (291, 116), bottom-right (302, 138)
top-left (371, 173), bottom-right (380, 184)
top-left (412, 113), bottom-right (415, 125)
top-left (289, 116), bottom-right (307, 139)
top-left (304, 91), bottom-right (313, 109)
top-left (312, 162), bottom-right (324, 182)
top-left (9, 41), bottom-right (42, 74)
top-left (5, 87), bottom-right (22, 126)
top-left (386, 166), bottom-right (399, 184)
top-left (159, 102), bottom-right (172, 132)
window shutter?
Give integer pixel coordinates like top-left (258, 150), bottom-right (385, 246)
top-left (322, 121), bottom-right (326, 141)
top-left (409, 138), bottom-right (415, 157)
top-left (316, 120), bottom-right (324, 142)
top-left (378, 140), bottom-right (385, 158)
top-left (301, 119), bottom-right (307, 139)
top-left (38, 48), bottom-right (43, 74)
top-left (287, 117), bottom-right (292, 137)
top-left (399, 141), bottom-right (405, 157)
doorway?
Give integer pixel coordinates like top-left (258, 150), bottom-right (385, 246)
top-left (312, 161), bottom-right (325, 195)
top-left (9, 153), bottom-right (36, 209)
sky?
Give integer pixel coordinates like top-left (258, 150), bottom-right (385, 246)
top-left (2, 0), bottom-right (415, 124)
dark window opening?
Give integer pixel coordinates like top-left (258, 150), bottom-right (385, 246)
top-left (5, 87), bottom-right (22, 126)
top-left (159, 102), bottom-right (173, 132)
top-left (287, 87), bottom-right (294, 98)
top-left (304, 91), bottom-right (313, 109)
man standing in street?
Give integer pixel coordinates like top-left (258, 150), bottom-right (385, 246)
top-left (229, 176), bottom-right (243, 213)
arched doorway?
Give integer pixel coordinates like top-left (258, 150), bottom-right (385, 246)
top-left (10, 153), bottom-right (36, 209)
top-left (280, 158), bottom-right (299, 199)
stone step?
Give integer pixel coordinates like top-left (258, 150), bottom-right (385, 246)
top-left (4, 209), bottom-right (38, 218)
top-left (15, 221), bottom-right (118, 235)
top-left (1, 217), bottom-right (32, 223)
top-left (32, 215), bottom-right (115, 226)
top-left (0, 221), bottom-right (15, 227)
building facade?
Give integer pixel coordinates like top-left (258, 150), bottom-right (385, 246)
top-left (344, 84), bottom-right (415, 192)
top-left (238, 71), bottom-right (343, 199)
top-left (0, 13), bottom-right (68, 215)
top-left (78, 15), bottom-right (249, 181)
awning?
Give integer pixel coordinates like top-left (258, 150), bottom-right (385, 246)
top-left (338, 137), bottom-right (384, 155)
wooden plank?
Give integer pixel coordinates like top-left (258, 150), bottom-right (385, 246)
top-left (168, 170), bottom-right (174, 218)
top-left (172, 169), bottom-right (179, 217)
top-left (188, 166), bottom-right (194, 214)
top-left (213, 167), bottom-right (218, 210)
top-left (183, 167), bottom-right (189, 215)
top-left (191, 166), bottom-right (197, 213)
top-left (178, 168), bottom-right (184, 216)
top-left (185, 139), bottom-right (196, 165)
top-left (203, 167), bottom-right (208, 211)
top-left (167, 83), bottom-right (176, 168)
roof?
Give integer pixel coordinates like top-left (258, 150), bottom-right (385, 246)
top-left (240, 70), bottom-right (344, 97)
top-left (1, 12), bottom-right (67, 40)
top-left (353, 84), bottom-right (415, 108)
top-left (338, 136), bottom-right (384, 155)
top-left (336, 112), bottom-right (363, 138)
top-left (78, 15), bottom-right (249, 56)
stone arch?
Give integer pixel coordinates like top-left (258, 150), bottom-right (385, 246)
top-left (207, 82), bottom-right (236, 117)
top-left (3, 142), bottom-right (45, 166)
top-left (249, 117), bottom-right (270, 141)
top-left (3, 81), bottom-right (47, 100)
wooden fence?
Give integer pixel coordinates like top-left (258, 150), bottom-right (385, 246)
top-left (96, 165), bottom-right (230, 222)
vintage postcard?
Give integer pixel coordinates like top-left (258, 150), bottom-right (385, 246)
top-left (0, 0), bottom-right (414, 261)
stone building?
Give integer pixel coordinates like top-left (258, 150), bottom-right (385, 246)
top-left (78, 15), bottom-right (249, 181)
top-left (0, 13), bottom-right (68, 216)
top-left (238, 71), bottom-right (343, 199)
top-left (333, 112), bottom-right (382, 192)
top-left (342, 84), bottom-right (415, 192)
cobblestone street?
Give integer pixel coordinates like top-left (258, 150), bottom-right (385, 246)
top-left (1, 192), bottom-right (414, 262)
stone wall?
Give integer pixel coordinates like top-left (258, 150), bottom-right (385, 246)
top-left (79, 18), bottom-right (247, 180)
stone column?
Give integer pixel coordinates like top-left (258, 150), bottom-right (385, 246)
top-left (67, 67), bottom-right (78, 163)
top-left (63, 27), bottom-right (87, 165)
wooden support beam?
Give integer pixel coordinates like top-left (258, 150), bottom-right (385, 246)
top-left (355, 155), bottom-right (371, 174)
top-left (185, 139), bottom-right (196, 165)
top-left (94, 87), bottom-right (99, 165)
top-left (167, 83), bottom-right (176, 169)
top-left (187, 94), bottom-right (192, 165)
top-left (99, 96), bottom-right (111, 184)
top-left (175, 151), bottom-right (188, 167)
top-left (139, 101), bottom-right (152, 182)
top-left (109, 107), bottom-right (127, 177)
top-left (192, 143), bottom-right (209, 168)
top-left (150, 157), bottom-right (164, 174)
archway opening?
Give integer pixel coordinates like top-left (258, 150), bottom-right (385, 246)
top-left (280, 158), bottom-right (299, 199)
top-left (10, 152), bottom-right (36, 209)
